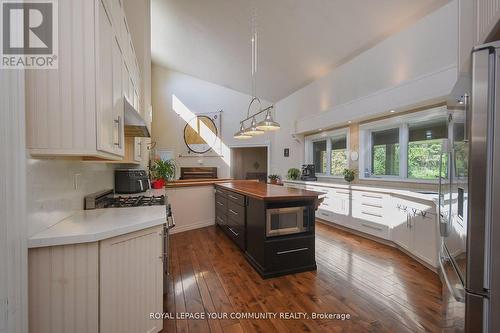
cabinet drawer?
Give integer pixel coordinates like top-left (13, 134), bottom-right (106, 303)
top-left (226, 191), bottom-right (245, 206)
top-left (265, 236), bottom-right (315, 271)
top-left (227, 200), bottom-right (245, 225)
top-left (226, 223), bottom-right (245, 250)
top-left (215, 187), bottom-right (227, 197)
top-left (317, 209), bottom-right (334, 221)
top-left (356, 220), bottom-right (389, 239)
top-left (215, 209), bottom-right (227, 227)
top-left (215, 194), bottom-right (227, 211)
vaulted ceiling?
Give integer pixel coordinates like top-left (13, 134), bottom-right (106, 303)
top-left (151, 0), bottom-right (450, 102)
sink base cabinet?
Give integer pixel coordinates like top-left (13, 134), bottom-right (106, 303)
top-left (28, 226), bottom-right (164, 333)
top-left (284, 181), bottom-right (439, 269)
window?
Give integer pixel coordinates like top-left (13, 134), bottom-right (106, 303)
top-left (306, 129), bottom-right (349, 177)
top-left (330, 136), bottom-right (347, 176)
top-left (407, 119), bottom-right (448, 179)
top-left (371, 128), bottom-right (400, 176)
top-left (312, 140), bottom-right (327, 174)
top-left (360, 106), bottom-right (452, 182)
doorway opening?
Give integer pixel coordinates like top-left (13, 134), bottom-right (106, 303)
top-left (230, 146), bottom-right (268, 182)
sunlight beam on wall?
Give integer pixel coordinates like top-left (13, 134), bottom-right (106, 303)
top-left (172, 94), bottom-right (231, 166)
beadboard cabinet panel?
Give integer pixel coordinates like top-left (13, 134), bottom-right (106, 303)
top-left (100, 226), bottom-right (163, 333)
top-left (26, 0), bottom-right (97, 154)
top-left (26, 0), bottom-right (142, 160)
top-left (476, 0), bottom-right (500, 43)
top-left (28, 243), bottom-right (99, 333)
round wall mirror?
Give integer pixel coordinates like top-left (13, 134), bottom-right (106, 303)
top-left (183, 115), bottom-right (218, 154)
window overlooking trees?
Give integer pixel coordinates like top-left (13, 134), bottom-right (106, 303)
top-left (407, 119), bottom-right (448, 179)
top-left (306, 129), bottom-right (349, 177)
top-left (312, 140), bottom-right (327, 174)
top-left (360, 106), bottom-right (452, 182)
top-left (330, 136), bottom-right (347, 176)
top-left (371, 128), bottom-right (400, 176)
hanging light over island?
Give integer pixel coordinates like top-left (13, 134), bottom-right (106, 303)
top-left (234, 8), bottom-right (280, 139)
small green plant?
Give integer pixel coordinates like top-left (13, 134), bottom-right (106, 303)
top-left (151, 159), bottom-right (176, 181)
top-left (287, 168), bottom-right (301, 180)
top-left (343, 168), bottom-right (356, 183)
top-left (268, 174), bottom-right (280, 184)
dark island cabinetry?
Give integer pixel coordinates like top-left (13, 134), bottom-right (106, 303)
top-left (214, 182), bottom-right (321, 278)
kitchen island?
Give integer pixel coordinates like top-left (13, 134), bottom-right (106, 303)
top-left (214, 181), bottom-right (322, 278)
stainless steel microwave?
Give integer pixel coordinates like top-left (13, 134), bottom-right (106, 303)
top-left (266, 206), bottom-right (307, 237)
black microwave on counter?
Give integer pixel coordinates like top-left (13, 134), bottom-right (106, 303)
top-left (114, 169), bottom-right (151, 194)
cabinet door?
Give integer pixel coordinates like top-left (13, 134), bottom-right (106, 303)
top-left (134, 137), bottom-right (142, 162)
top-left (96, 0), bottom-right (115, 154)
top-left (100, 226), bottom-right (163, 333)
top-left (410, 206), bottom-right (438, 266)
top-left (391, 198), bottom-right (412, 251)
top-left (111, 36), bottom-right (124, 156)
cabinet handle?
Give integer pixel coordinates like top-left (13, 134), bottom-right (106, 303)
top-left (362, 202), bottom-right (383, 209)
top-left (217, 201), bottom-right (224, 206)
top-left (229, 209), bottom-right (238, 216)
top-left (217, 216), bottom-right (223, 222)
top-left (277, 247), bottom-right (308, 255)
top-left (228, 194), bottom-right (239, 200)
top-left (322, 202), bottom-right (329, 206)
top-left (362, 193), bottom-right (383, 199)
top-left (360, 223), bottom-right (383, 231)
top-left (228, 227), bottom-right (239, 237)
top-left (361, 211), bottom-right (382, 218)
top-left (114, 116), bottom-right (122, 147)
top-left (320, 212), bottom-right (329, 217)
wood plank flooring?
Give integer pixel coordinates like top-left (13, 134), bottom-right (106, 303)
top-left (161, 222), bottom-right (457, 333)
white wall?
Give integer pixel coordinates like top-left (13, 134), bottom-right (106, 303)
top-left (272, 0), bottom-right (459, 177)
top-left (151, 65), bottom-right (275, 178)
top-left (26, 160), bottom-right (117, 236)
top-left (1, 71), bottom-right (28, 333)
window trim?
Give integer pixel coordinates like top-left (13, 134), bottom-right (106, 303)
top-left (305, 128), bottom-right (350, 178)
top-left (359, 106), bottom-right (451, 183)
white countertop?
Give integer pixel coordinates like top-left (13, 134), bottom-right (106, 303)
top-left (28, 205), bottom-right (167, 248)
top-left (283, 179), bottom-right (438, 203)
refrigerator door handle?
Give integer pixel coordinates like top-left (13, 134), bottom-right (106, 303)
top-left (439, 246), bottom-right (465, 302)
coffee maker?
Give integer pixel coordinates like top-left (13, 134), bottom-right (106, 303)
top-left (300, 164), bottom-right (317, 181)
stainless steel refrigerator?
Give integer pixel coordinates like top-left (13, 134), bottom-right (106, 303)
top-left (438, 42), bottom-right (500, 332)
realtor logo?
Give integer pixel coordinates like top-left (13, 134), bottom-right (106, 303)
top-left (1, 0), bottom-right (58, 68)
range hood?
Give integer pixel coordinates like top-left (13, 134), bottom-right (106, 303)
top-left (124, 97), bottom-right (150, 137)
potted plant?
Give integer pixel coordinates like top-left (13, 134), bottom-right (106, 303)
top-left (343, 168), bottom-right (356, 183)
top-left (287, 168), bottom-right (301, 180)
top-left (150, 159), bottom-right (176, 188)
top-left (268, 174), bottom-right (280, 185)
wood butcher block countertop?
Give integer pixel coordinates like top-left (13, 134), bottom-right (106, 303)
top-left (215, 181), bottom-right (323, 201)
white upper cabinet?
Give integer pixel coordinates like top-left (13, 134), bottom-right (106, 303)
top-left (26, 0), bottom-right (141, 159)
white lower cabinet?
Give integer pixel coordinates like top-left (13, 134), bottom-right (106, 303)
top-left (100, 226), bottom-right (163, 333)
top-left (28, 226), bottom-right (164, 333)
top-left (283, 181), bottom-right (439, 268)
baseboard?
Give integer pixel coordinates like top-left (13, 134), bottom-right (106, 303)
top-left (316, 218), bottom-right (438, 274)
top-left (169, 218), bottom-right (215, 234)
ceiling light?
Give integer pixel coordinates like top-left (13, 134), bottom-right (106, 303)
top-left (318, 128), bottom-right (323, 131)
top-left (234, 123), bottom-right (252, 139)
top-left (347, 121), bottom-right (352, 124)
top-left (234, 9), bottom-right (280, 138)
top-left (244, 117), bottom-right (265, 136)
top-left (256, 109), bottom-right (280, 131)
top-left (390, 110), bottom-right (396, 113)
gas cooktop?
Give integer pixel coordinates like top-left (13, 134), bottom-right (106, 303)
top-left (84, 189), bottom-right (166, 210)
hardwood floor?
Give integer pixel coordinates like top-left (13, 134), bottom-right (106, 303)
top-left (161, 222), bottom-right (457, 333)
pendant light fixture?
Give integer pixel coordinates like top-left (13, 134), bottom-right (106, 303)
top-left (234, 8), bottom-right (280, 139)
